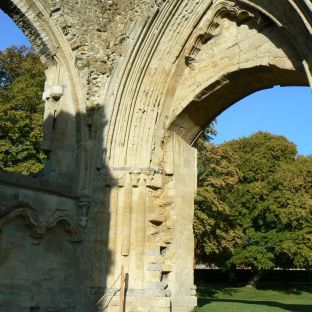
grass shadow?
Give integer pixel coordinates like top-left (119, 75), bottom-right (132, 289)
top-left (197, 298), bottom-right (312, 312)
top-left (256, 284), bottom-right (312, 295)
top-left (196, 283), bottom-right (240, 298)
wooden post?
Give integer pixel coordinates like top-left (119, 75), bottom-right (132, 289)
top-left (120, 265), bottom-right (125, 312)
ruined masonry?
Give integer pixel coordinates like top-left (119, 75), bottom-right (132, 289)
top-left (0, 0), bottom-right (311, 311)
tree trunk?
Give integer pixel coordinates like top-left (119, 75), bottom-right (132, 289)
top-left (246, 270), bottom-right (265, 287)
top-left (228, 265), bottom-right (237, 284)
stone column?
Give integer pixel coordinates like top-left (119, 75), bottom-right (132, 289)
top-left (89, 133), bottom-right (197, 312)
top-left (164, 134), bottom-right (198, 312)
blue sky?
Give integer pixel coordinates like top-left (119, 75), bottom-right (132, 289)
top-left (0, 10), bottom-right (30, 49)
top-left (213, 86), bottom-right (312, 155)
top-left (0, 10), bottom-right (311, 155)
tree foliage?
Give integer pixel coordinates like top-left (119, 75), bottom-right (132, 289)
top-left (195, 131), bottom-right (312, 272)
top-left (194, 140), bottom-right (242, 265)
top-left (0, 46), bottom-right (46, 174)
top-left (194, 126), bottom-right (242, 265)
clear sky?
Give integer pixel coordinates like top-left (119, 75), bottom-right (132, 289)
top-left (212, 86), bottom-right (312, 155)
top-left (0, 10), bottom-right (30, 49)
top-left (0, 10), bottom-right (311, 155)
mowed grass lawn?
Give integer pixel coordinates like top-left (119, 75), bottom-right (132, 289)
top-left (194, 284), bottom-right (312, 312)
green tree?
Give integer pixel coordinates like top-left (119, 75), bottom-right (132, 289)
top-left (224, 133), bottom-right (312, 274)
top-left (194, 133), bottom-right (242, 265)
top-left (195, 132), bottom-right (312, 283)
top-left (264, 156), bottom-right (312, 268)
top-left (0, 45), bottom-right (46, 174)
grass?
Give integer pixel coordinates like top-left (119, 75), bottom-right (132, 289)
top-left (194, 284), bottom-right (312, 312)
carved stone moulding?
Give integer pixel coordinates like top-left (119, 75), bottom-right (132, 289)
top-left (0, 190), bottom-right (86, 243)
top-left (184, 0), bottom-right (269, 63)
top-left (100, 168), bottom-right (164, 189)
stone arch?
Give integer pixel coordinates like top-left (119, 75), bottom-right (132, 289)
top-left (103, 0), bottom-right (311, 169)
top-left (143, 2), bottom-right (311, 310)
top-left (167, 15), bottom-right (309, 143)
top-left (0, 0), bottom-right (87, 190)
top-left (164, 0), bottom-right (311, 145)
top-left (99, 1), bottom-right (311, 311)
top-left (0, 1), bottom-right (310, 312)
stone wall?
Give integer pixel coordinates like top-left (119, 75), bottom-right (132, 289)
top-left (0, 220), bottom-right (81, 312)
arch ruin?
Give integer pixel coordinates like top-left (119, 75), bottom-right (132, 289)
top-left (0, 0), bottom-right (311, 311)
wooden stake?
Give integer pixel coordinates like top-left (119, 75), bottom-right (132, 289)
top-left (120, 265), bottom-right (125, 312)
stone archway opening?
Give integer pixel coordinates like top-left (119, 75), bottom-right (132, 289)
top-left (192, 83), bottom-right (312, 275)
top-left (161, 3), bottom-right (311, 309)
top-left (0, 5), bottom-right (90, 311)
top-left (170, 68), bottom-right (308, 145)
top-left (166, 81), bottom-right (311, 311)
top-left (166, 0), bottom-right (311, 145)
top-left (0, 1), bottom-right (85, 185)
top-left (168, 42), bottom-right (309, 147)
top-left (0, 3), bottom-right (59, 174)
top-left (0, 9), bottom-right (47, 175)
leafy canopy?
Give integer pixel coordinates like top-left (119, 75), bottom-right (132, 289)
top-left (195, 131), bottom-right (312, 270)
top-left (0, 46), bottom-right (46, 174)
